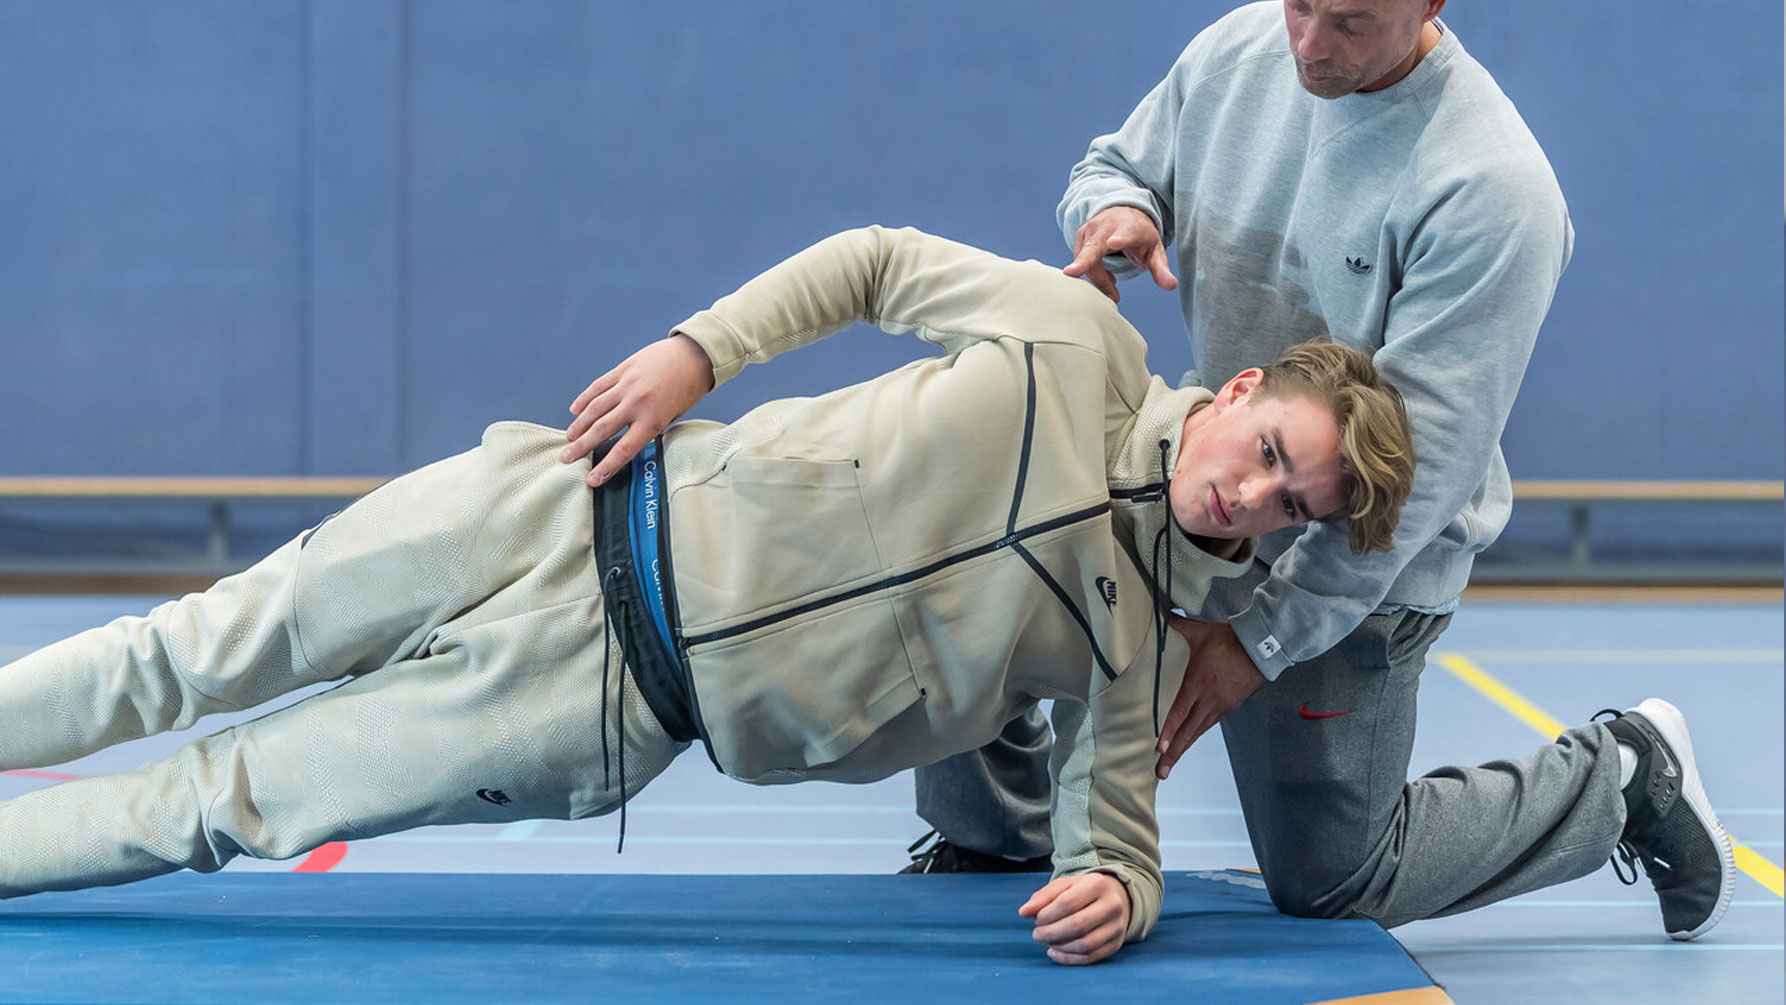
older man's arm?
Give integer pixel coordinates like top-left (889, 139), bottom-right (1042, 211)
top-left (1155, 166), bottom-right (1575, 776)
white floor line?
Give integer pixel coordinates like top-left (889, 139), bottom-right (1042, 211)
top-left (611, 804), bottom-right (1243, 817)
top-left (1406, 943), bottom-right (1783, 953)
top-left (1486, 900), bottom-right (1782, 909)
top-left (357, 834), bottom-right (1255, 849)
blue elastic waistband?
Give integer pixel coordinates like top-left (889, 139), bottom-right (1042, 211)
top-left (627, 440), bottom-right (675, 656)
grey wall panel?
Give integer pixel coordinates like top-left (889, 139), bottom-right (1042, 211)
top-left (0, 2), bottom-right (305, 474)
top-left (0, 2), bottom-right (1777, 559)
top-left (393, 2), bottom-right (1214, 464)
top-left (402, 1), bottom-right (609, 462)
top-left (1468, 3), bottom-right (1785, 479)
top-left (305, 0), bottom-right (405, 474)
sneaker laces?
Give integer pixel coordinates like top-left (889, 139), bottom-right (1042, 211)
top-left (1612, 840), bottom-right (1644, 885)
top-left (905, 829), bottom-right (945, 874)
top-left (1591, 706), bottom-right (1670, 887)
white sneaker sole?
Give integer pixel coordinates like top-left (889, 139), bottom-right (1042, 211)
top-left (1634, 697), bottom-right (1737, 941)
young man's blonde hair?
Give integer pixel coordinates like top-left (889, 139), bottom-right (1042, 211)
top-left (1255, 338), bottom-right (1414, 554)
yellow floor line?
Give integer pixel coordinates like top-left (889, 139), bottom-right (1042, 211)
top-left (1732, 844), bottom-right (1786, 898)
top-left (1436, 653), bottom-right (1785, 899)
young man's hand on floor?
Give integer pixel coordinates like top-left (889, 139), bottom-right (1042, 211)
top-left (1018, 871), bottom-right (1131, 965)
top-left (563, 333), bottom-right (714, 486)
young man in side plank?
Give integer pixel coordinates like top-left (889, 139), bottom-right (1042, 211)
top-left (1, 226), bottom-right (1413, 965)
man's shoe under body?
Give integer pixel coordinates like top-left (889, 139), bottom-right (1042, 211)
top-left (900, 830), bottom-right (1052, 875)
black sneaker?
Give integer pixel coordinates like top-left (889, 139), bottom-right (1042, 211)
top-left (898, 829), bottom-right (1052, 875)
top-left (1597, 698), bottom-right (1736, 941)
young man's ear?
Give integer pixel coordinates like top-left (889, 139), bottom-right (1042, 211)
top-left (1217, 367), bottom-right (1265, 407)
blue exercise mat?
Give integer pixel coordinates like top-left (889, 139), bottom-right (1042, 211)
top-left (0, 869), bottom-right (1445, 1004)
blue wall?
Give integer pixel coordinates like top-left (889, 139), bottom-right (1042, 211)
top-left (0, 2), bottom-right (1780, 552)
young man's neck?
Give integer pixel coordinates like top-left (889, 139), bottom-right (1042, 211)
top-left (1175, 400), bottom-right (1214, 474)
top-left (1171, 402), bottom-right (1244, 558)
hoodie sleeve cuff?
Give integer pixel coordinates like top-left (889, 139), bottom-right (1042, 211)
top-left (670, 313), bottom-right (747, 388)
top-left (1230, 604), bottom-right (1294, 681)
top-left (1083, 863), bottom-right (1159, 942)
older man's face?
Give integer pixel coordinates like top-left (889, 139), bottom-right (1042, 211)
top-left (1281, 0), bottom-right (1432, 98)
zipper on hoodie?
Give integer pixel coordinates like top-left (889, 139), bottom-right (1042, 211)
top-left (680, 499), bottom-right (1112, 648)
top-left (678, 341), bottom-right (1126, 683)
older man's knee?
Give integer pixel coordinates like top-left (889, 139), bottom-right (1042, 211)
top-left (1259, 855), bottom-right (1367, 920)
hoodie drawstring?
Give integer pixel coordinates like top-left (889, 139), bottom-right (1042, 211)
top-left (1145, 439), bottom-right (1175, 739)
top-left (600, 566), bottom-right (629, 853)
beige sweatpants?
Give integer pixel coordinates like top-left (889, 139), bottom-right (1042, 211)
top-left (0, 422), bottom-right (685, 898)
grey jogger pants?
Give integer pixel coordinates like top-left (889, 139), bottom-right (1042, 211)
top-left (0, 423), bottom-right (685, 898)
top-left (914, 608), bottom-right (1628, 927)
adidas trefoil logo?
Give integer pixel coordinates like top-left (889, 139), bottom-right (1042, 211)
top-left (1345, 256), bottom-right (1373, 275)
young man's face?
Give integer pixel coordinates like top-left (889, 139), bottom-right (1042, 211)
top-left (1281, 0), bottom-right (1438, 98)
top-left (1169, 370), bottom-right (1349, 540)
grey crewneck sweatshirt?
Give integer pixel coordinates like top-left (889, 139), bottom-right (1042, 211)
top-left (1057, 2), bottom-right (1573, 679)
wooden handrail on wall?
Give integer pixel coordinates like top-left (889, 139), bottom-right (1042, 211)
top-left (1512, 480), bottom-right (1782, 502)
top-left (1493, 479), bottom-right (1782, 583)
top-left (0, 476), bottom-right (388, 570)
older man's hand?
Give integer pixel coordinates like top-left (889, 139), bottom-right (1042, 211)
top-left (1156, 618), bottom-right (1265, 779)
top-left (1061, 205), bottom-right (1179, 303)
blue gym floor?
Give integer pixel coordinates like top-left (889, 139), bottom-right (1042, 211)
top-left (2, 595), bottom-right (1781, 1003)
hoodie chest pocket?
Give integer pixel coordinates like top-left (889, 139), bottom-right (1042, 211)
top-left (672, 454), bottom-right (887, 630)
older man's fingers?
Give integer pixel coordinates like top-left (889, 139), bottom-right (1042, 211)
top-left (1062, 230), bottom-right (1111, 278)
top-left (1144, 241), bottom-right (1180, 290)
top-left (1085, 261), bottom-right (1120, 302)
top-left (1156, 672), bottom-right (1200, 754)
top-left (1157, 705), bottom-right (1215, 778)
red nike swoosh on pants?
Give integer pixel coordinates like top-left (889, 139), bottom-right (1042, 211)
top-left (1298, 704), bottom-right (1352, 720)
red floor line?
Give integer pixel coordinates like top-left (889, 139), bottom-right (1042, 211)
top-left (2, 768), bottom-right (81, 782)
top-left (294, 841), bottom-right (349, 873)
